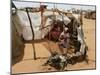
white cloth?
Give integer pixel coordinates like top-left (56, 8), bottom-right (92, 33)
top-left (64, 27), bottom-right (68, 31)
top-left (16, 11), bottom-right (53, 40)
top-left (56, 15), bottom-right (71, 25)
top-left (14, 10), bottom-right (71, 40)
top-left (77, 26), bottom-right (86, 55)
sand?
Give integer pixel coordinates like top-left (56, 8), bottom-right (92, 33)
top-left (12, 17), bottom-right (96, 74)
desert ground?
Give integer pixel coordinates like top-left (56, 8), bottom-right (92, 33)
top-left (12, 17), bottom-right (96, 74)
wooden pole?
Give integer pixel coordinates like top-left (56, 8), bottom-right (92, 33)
top-left (26, 8), bottom-right (36, 60)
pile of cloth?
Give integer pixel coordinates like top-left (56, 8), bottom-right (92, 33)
top-left (43, 49), bottom-right (88, 71)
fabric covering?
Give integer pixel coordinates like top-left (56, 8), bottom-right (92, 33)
top-left (13, 10), bottom-right (71, 40)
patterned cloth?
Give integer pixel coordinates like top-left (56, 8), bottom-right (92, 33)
top-left (59, 31), bottom-right (70, 48)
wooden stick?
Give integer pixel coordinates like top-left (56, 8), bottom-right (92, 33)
top-left (26, 8), bottom-right (36, 60)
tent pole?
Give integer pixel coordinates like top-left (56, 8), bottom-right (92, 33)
top-left (26, 8), bottom-right (36, 60)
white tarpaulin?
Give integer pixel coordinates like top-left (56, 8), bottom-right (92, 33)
top-left (13, 10), bottom-right (71, 40)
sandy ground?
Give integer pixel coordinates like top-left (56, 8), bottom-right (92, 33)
top-left (12, 18), bottom-right (96, 74)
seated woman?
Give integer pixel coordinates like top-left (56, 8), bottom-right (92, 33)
top-left (58, 27), bottom-right (70, 54)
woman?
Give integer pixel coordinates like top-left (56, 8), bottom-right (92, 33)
top-left (58, 27), bottom-right (70, 54)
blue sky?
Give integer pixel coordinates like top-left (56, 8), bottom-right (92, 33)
top-left (13, 1), bottom-right (95, 10)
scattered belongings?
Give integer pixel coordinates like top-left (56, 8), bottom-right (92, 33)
top-left (43, 52), bottom-right (68, 71)
top-left (43, 47), bottom-right (88, 71)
